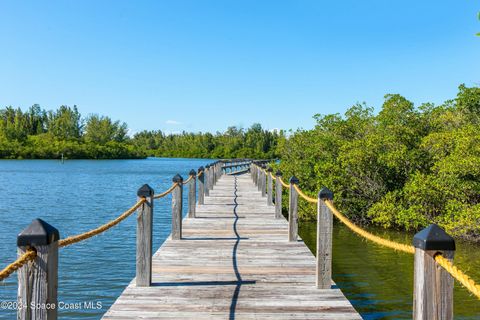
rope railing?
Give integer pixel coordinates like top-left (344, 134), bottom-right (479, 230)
top-left (182, 175), bottom-right (194, 185)
top-left (278, 176), bottom-right (290, 188)
top-left (153, 183), bottom-right (178, 199)
top-left (434, 254), bottom-right (480, 299)
top-left (1, 161), bottom-right (233, 318)
top-left (59, 198), bottom-right (146, 248)
top-left (293, 184), bottom-right (318, 203)
top-left (0, 249), bottom-right (36, 282)
top-left (324, 200), bottom-right (415, 254)
top-left (289, 178), bottom-right (480, 301)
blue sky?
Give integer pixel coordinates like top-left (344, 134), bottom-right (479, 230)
top-left (1, 1), bottom-right (479, 134)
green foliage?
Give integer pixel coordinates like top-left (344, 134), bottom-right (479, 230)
top-left (277, 85), bottom-right (480, 241)
top-left (132, 123), bottom-right (282, 159)
top-left (0, 106), bottom-right (281, 160)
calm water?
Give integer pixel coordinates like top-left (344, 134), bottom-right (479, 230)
top-left (0, 159), bottom-right (479, 319)
top-left (299, 221), bottom-right (480, 319)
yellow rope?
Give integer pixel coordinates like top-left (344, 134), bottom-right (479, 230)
top-left (0, 249), bottom-right (37, 281)
top-left (59, 199), bottom-right (145, 248)
top-left (182, 175), bottom-right (193, 185)
top-left (324, 200), bottom-right (415, 254)
top-left (319, 198), bottom-right (480, 300)
top-left (270, 172), bottom-right (276, 180)
top-left (153, 183), bottom-right (178, 199)
top-left (293, 184), bottom-right (318, 203)
top-left (435, 254), bottom-right (480, 299)
top-left (197, 171), bottom-right (203, 178)
top-left (278, 177), bottom-right (290, 188)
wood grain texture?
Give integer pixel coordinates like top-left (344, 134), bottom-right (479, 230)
top-left (17, 242), bottom-right (58, 320)
top-left (267, 172), bottom-right (273, 206)
top-left (103, 173), bottom-right (360, 320)
top-left (136, 196), bottom-right (153, 286)
top-left (413, 248), bottom-right (454, 320)
top-left (275, 177), bottom-right (282, 219)
top-left (198, 170), bottom-right (205, 205)
top-left (316, 199), bottom-right (332, 289)
top-left (288, 183), bottom-right (298, 242)
top-left (171, 184), bottom-right (183, 240)
top-left (188, 176), bottom-right (196, 218)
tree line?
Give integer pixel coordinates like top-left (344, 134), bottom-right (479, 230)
top-left (274, 84), bottom-right (480, 241)
top-left (0, 104), bottom-right (281, 159)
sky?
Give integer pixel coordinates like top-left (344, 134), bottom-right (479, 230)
top-left (1, 1), bottom-right (479, 134)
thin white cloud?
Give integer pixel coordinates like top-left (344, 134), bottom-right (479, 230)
top-left (166, 120), bottom-right (182, 125)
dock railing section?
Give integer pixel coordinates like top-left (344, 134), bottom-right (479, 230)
top-left (251, 162), bottom-right (480, 320)
top-left (0, 159), bottom-right (254, 320)
top-left (3, 158), bottom-right (479, 320)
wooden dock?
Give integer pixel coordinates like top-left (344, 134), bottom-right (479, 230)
top-left (102, 173), bottom-right (361, 319)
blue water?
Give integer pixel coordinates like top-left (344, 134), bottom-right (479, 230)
top-left (1, 159), bottom-right (479, 319)
top-left (0, 158), bottom-right (208, 319)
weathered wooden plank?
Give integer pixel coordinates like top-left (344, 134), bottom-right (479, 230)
top-left (103, 173), bottom-right (360, 320)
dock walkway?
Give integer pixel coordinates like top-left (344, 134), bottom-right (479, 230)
top-left (102, 173), bottom-right (361, 319)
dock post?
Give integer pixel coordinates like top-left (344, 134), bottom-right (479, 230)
top-left (253, 162), bottom-right (258, 185)
top-left (316, 187), bottom-right (333, 289)
top-left (188, 169), bottom-right (196, 218)
top-left (413, 224), bottom-right (455, 320)
top-left (275, 170), bottom-right (283, 218)
top-left (172, 174), bottom-right (183, 240)
top-left (288, 176), bottom-right (299, 242)
top-left (257, 165), bottom-right (263, 192)
top-left (209, 163), bottom-right (214, 189)
top-left (204, 165), bottom-right (210, 196)
top-left (198, 166), bottom-right (205, 205)
top-left (267, 167), bottom-right (273, 205)
top-left (136, 184), bottom-right (154, 287)
top-left (17, 219), bottom-right (59, 320)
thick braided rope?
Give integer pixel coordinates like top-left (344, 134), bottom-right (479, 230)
top-left (293, 184), bottom-right (318, 203)
top-left (435, 254), bottom-right (480, 299)
top-left (59, 199), bottom-right (145, 248)
top-left (153, 183), bottom-right (178, 199)
top-left (0, 249), bottom-right (36, 281)
top-left (278, 177), bottom-right (290, 188)
top-left (182, 175), bottom-right (194, 185)
top-left (269, 172), bottom-right (276, 181)
top-left (197, 171), bottom-right (203, 178)
top-left (324, 200), bottom-right (415, 254)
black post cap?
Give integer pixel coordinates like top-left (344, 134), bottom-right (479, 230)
top-left (173, 174), bottom-right (184, 183)
top-left (289, 176), bottom-right (299, 184)
top-left (17, 218), bottom-right (60, 247)
top-left (198, 166), bottom-right (204, 172)
top-left (413, 224), bottom-right (455, 251)
top-left (137, 184), bottom-right (154, 197)
top-left (275, 170), bottom-right (282, 176)
top-left (267, 167), bottom-right (273, 172)
top-left (206, 164), bottom-right (210, 169)
top-left (189, 169), bottom-right (196, 176)
top-left (318, 187), bottom-right (334, 200)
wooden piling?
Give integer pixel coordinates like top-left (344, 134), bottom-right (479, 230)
top-left (198, 166), bottom-right (205, 205)
top-left (172, 174), bottom-right (183, 240)
top-left (317, 187), bottom-right (333, 289)
top-left (413, 224), bottom-right (455, 320)
top-left (17, 219), bottom-right (59, 320)
top-left (136, 184), bottom-right (154, 287)
top-left (275, 170), bottom-right (283, 219)
top-left (288, 176), bottom-right (299, 242)
top-left (204, 165), bottom-right (210, 197)
top-left (267, 167), bottom-right (273, 205)
top-left (188, 169), bottom-right (196, 218)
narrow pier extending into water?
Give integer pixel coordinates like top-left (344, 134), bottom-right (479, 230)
top-left (102, 173), bottom-right (360, 319)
